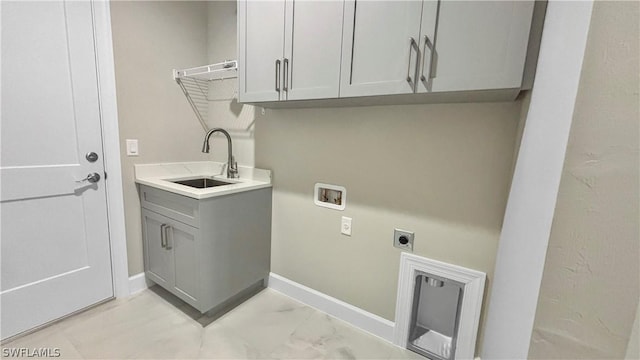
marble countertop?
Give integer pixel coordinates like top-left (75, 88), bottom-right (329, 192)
top-left (134, 161), bottom-right (272, 200)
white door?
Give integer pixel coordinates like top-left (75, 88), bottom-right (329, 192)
top-left (340, 0), bottom-right (423, 97)
top-left (283, 0), bottom-right (344, 100)
top-left (1, 1), bottom-right (114, 339)
top-left (238, 0), bottom-right (286, 102)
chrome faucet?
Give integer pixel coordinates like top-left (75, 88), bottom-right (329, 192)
top-left (201, 128), bottom-right (238, 179)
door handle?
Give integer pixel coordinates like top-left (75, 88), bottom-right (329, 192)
top-left (275, 59), bottom-right (281, 92)
top-left (160, 224), bottom-right (167, 248)
top-left (283, 58), bottom-right (289, 92)
top-left (406, 37), bottom-right (419, 92)
top-left (164, 225), bottom-right (173, 250)
top-left (76, 172), bottom-right (101, 183)
top-left (420, 35), bottom-right (435, 84)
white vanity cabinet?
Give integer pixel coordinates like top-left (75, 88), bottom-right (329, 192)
top-left (140, 184), bottom-right (272, 313)
top-left (238, 0), bottom-right (344, 102)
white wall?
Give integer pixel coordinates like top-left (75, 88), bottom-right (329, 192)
top-left (627, 301), bottom-right (640, 359)
top-left (529, 1), bottom-right (640, 358)
top-left (481, 2), bottom-right (596, 357)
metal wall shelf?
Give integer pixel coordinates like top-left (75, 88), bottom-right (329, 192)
top-left (174, 60), bottom-right (237, 81)
top-left (173, 60), bottom-right (238, 132)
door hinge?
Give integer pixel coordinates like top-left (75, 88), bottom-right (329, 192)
top-left (104, 171), bottom-right (108, 180)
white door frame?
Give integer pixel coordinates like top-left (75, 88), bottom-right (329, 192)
top-left (481, 1), bottom-right (594, 358)
top-left (92, 0), bottom-right (130, 298)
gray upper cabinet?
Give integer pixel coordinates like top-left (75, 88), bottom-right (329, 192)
top-left (340, 1), bottom-right (424, 97)
top-left (284, 0), bottom-right (344, 100)
top-left (419, 1), bottom-right (536, 93)
top-left (238, 0), bottom-right (542, 104)
top-left (238, 0), bottom-right (285, 102)
top-left (238, 0), bottom-right (344, 102)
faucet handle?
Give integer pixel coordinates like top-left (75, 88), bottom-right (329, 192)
top-left (229, 156), bottom-right (239, 178)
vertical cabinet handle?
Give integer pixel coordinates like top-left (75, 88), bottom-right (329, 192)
top-left (160, 224), bottom-right (167, 249)
top-left (283, 58), bottom-right (289, 92)
top-left (420, 35), bottom-right (434, 84)
top-left (406, 37), bottom-right (419, 92)
top-left (164, 225), bottom-right (173, 250)
top-left (275, 59), bottom-right (281, 92)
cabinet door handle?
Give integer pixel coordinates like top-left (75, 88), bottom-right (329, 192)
top-left (275, 59), bottom-right (281, 92)
top-left (420, 35), bottom-right (435, 84)
top-left (164, 225), bottom-right (173, 250)
top-left (160, 224), bottom-right (167, 249)
top-left (283, 58), bottom-right (289, 92)
top-left (406, 37), bottom-right (419, 92)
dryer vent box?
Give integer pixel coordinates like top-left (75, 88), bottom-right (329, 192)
top-left (408, 272), bottom-right (464, 359)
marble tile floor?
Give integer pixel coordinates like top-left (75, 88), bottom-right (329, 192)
top-left (2, 286), bottom-right (425, 360)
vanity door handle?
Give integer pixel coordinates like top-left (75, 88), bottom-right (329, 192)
top-left (164, 225), bottom-right (173, 250)
top-left (160, 224), bottom-right (167, 249)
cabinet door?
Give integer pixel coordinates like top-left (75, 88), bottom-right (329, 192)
top-left (283, 0), bottom-right (344, 100)
top-left (416, 0), bottom-right (439, 92)
top-left (166, 220), bottom-right (199, 305)
top-left (142, 209), bottom-right (174, 288)
top-left (423, 1), bottom-right (535, 93)
top-left (340, 0), bottom-right (423, 97)
top-left (238, 0), bottom-right (286, 102)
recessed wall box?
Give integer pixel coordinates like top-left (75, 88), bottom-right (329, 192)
top-left (314, 183), bottom-right (346, 211)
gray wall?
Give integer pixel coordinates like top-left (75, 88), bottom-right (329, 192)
top-left (110, 1), bottom-right (639, 357)
top-left (110, 1), bottom-right (210, 275)
top-left (255, 102), bottom-right (521, 343)
top-left (205, 2), bottom-right (256, 167)
top-left (529, 1), bottom-right (640, 358)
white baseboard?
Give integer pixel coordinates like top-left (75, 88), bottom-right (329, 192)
top-left (267, 273), bottom-right (395, 343)
top-left (128, 272), bottom-right (152, 295)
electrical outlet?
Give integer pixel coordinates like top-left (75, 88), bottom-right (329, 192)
top-left (341, 216), bottom-right (352, 236)
top-left (393, 229), bottom-right (414, 251)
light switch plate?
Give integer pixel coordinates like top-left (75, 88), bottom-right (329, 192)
top-left (126, 139), bottom-right (139, 156)
top-left (341, 216), bottom-right (352, 236)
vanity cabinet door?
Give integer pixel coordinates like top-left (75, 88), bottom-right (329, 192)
top-left (142, 209), bottom-right (174, 289)
top-left (165, 220), bottom-right (199, 305)
top-left (142, 209), bottom-right (200, 307)
top-left (339, 0), bottom-right (424, 97)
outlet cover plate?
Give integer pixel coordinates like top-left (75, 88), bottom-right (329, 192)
top-left (341, 216), bottom-right (352, 236)
top-left (393, 229), bottom-right (414, 251)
